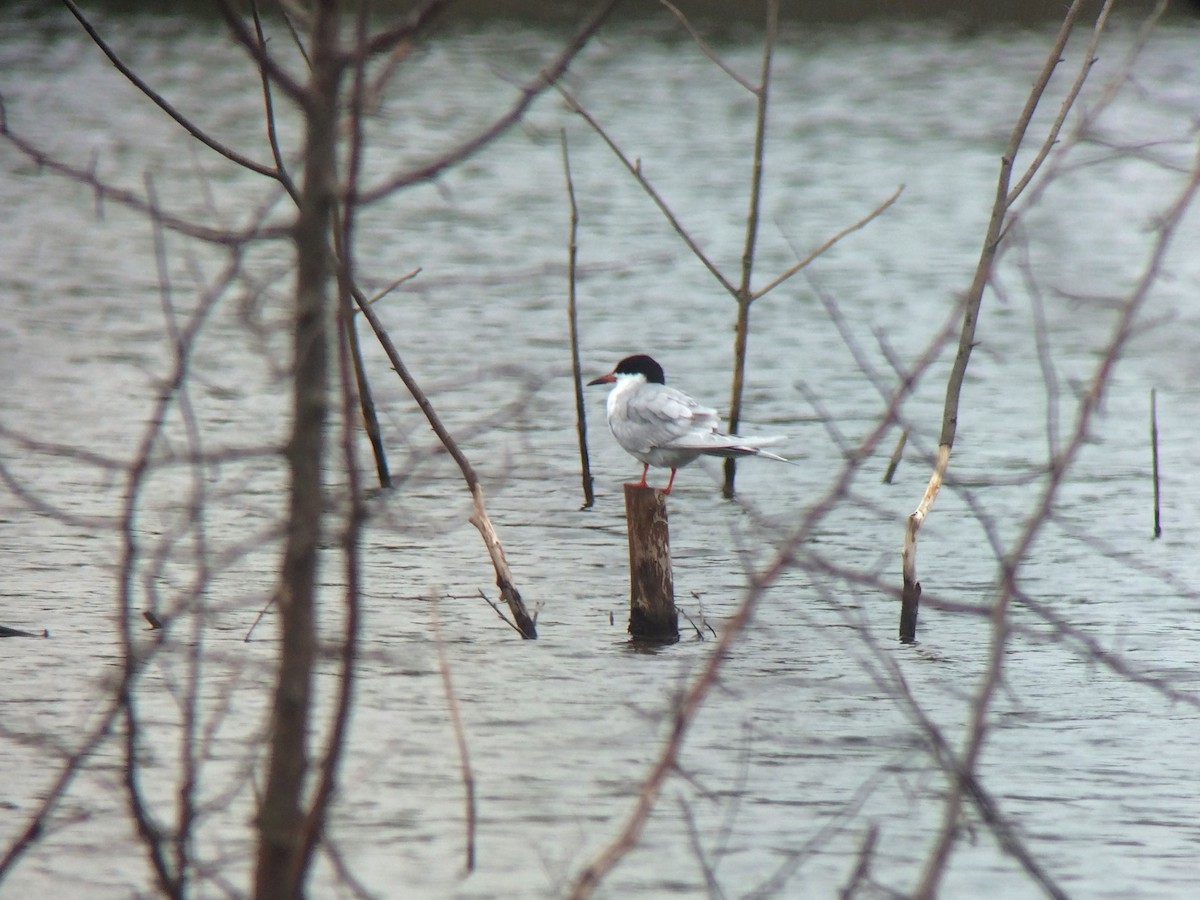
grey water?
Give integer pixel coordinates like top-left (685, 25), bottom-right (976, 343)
top-left (2, 4), bottom-right (1200, 898)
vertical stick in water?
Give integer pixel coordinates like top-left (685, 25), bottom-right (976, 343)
top-left (1151, 388), bottom-right (1161, 538)
top-left (883, 428), bottom-right (908, 484)
top-left (562, 130), bottom-right (595, 509)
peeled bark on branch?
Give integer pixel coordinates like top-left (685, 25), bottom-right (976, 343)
top-left (900, 0), bottom-right (1099, 644)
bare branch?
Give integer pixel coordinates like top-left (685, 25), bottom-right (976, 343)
top-left (62, 0), bottom-right (285, 182)
top-left (557, 84), bottom-right (736, 295)
top-left (723, 0), bottom-right (779, 497)
top-left (913, 136), bottom-right (1200, 900)
top-left (251, 0), bottom-right (300, 203)
top-left (1007, 0), bottom-right (1118, 207)
top-left (432, 597), bottom-right (477, 873)
top-left (755, 185), bottom-right (904, 301)
top-left (357, 0), bottom-right (621, 204)
top-left (561, 129), bottom-right (595, 509)
top-left (351, 293), bottom-right (538, 638)
top-left (358, 0), bottom-right (448, 61)
top-left (363, 267), bottom-right (422, 306)
top-left (212, 0), bottom-right (309, 103)
top-left (0, 113), bottom-right (289, 245)
top-left (902, 0), bottom-right (1108, 644)
top-left (658, 0), bottom-right (756, 93)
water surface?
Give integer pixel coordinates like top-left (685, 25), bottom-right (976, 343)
top-left (2, 6), bottom-right (1199, 898)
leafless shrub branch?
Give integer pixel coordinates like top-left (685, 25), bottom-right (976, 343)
top-left (901, 0), bottom-right (1114, 643)
top-left (356, 0), bottom-right (621, 204)
top-left (912, 136), bottom-right (1200, 899)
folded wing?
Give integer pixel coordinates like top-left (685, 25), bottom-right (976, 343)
top-left (612, 384), bottom-right (719, 454)
top-left (665, 431), bottom-right (788, 461)
top-left (617, 384), bottom-right (788, 462)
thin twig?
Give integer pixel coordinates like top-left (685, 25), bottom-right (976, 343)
top-left (754, 185), bottom-right (904, 301)
top-left (364, 267), bottom-right (422, 306)
top-left (251, 0), bottom-right (300, 204)
top-left (327, 8), bottom-right (392, 491)
top-left (213, 0), bottom-right (308, 103)
top-left (243, 593), bottom-right (276, 642)
top-left (1006, 0), bottom-right (1117, 207)
top-left (901, 0), bottom-right (1107, 644)
top-left (882, 429), bottom-right (908, 484)
top-left (723, 0), bottom-right (777, 497)
top-left (62, 0), bottom-right (285, 181)
top-left (358, 0), bottom-right (448, 61)
top-left (658, 0), bottom-right (755, 93)
top-left (558, 84), bottom-right (735, 295)
top-left (838, 825), bottom-right (878, 900)
top-left (478, 588), bottom-right (523, 636)
top-left (432, 597), bottom-right (477, 873)
top-left (0, 698), bottom-right (124, 878)
top-left (561, 129), bottom-right (595, 509)
top-left (1150, 388), bottom-right (1162, 538)
top-left (912, 132), bottom-right (1200, 900)
top-left (0, 116), bottom-right (289, 245)
top-left (352, 293), bottom-right (537, 638)
top-left (357, 0), bottom-right (621, 204)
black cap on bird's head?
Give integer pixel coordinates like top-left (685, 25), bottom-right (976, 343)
top-left (588, 354), bottom-right (666, 386)
top-left (614, 355), bottom-right (666, 384)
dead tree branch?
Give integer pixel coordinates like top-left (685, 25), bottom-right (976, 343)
top-left (432, 597), bottom-right (477, 873)
top-left (351, 294), bottom-right (538, 638)
top-left (722, 0), bottom-right (779, 498)
top-left (62, 0), bottom-right (288, 184)
top-left (356, 0), bottom-right (622, 204)
top-left (561, 129), bottom-right (595, 509)
top-left (912, 133), bottom-right (1200, 900)
top-left (900, 0), bottom-right (1112, 643)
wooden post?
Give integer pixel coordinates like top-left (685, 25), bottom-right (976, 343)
top-left (624, 484), bottom-right (678, 643)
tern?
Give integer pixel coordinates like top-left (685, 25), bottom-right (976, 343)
top-left (587, 354), bottom-right (787, 494)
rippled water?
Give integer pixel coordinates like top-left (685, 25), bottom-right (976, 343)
top-left (2, 5), bottom-right (1200, 898)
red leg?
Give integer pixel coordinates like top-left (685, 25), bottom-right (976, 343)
top-left (663, 468), bottom-right (677, 495)
top-left (635, 463), bottom-right (649, 488)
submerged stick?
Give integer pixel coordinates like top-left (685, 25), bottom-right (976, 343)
top-left (1151, 388), bottom-right (1161, 538)
top-left (883, 428), bottom-right (908, 484)
top-left (561, 130), bottom-right (594, 509)
top-left (0, 624), bottom-right (44, 638)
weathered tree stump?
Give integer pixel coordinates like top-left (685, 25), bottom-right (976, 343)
top-left (624, 484), bottom-right (678, 643)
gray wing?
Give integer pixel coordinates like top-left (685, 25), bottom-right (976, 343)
top-left (613, 384), bottom-right (721, 454)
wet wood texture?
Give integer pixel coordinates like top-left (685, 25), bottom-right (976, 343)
top-left (624, 484), bottom-right (678, 643)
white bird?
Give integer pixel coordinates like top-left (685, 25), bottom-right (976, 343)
top-left (587, 354), bottom-right (788, 494)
